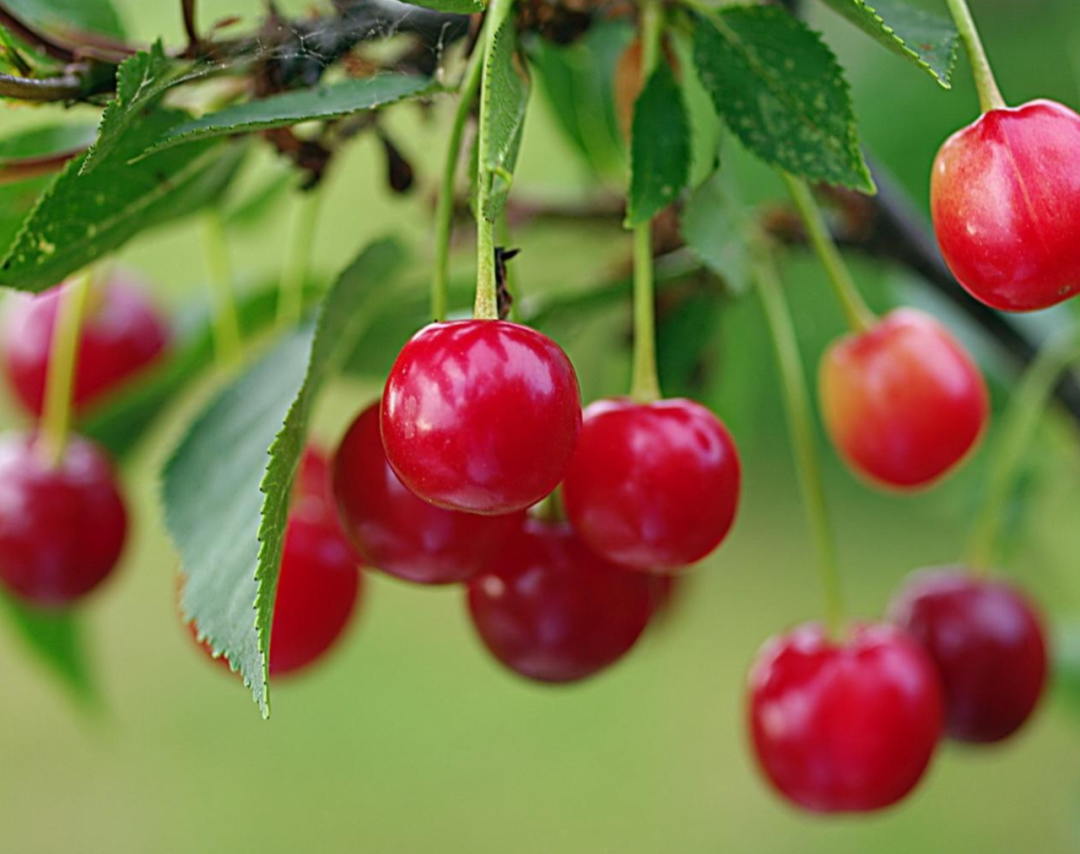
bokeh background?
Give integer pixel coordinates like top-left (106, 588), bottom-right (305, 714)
top-left (3, 0), bottom-right (1080, 851)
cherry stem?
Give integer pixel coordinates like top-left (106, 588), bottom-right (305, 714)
top-left (200, 209), bottom-right (243, 368)
top-left (966, 333), bottom-right (1080, 572)
top-left (753, 238), bottom-right (845, 636)
top-left (943, 0), bottom-right (1006, 113)
top-left (433, 40), bottom-right (485, 322)
top-left (40, 270), bottom-right (92, 467)
top-left (782, 172), bottom-right (876, 334)
top-left (278, 182), bottom-right (325, 329)
top-left (629, 0), bottom-right (664, 404)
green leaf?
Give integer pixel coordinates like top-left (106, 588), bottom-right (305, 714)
top-left (0, 595), bottom-right (96, 703)
top-left (680, 170), bottom-right (750, 292)
top-left (0, 177), bottom-right (50, 256)
top-left (163, 238), bottom-right (407, 716)
top-left (398, 0), bottom-right (483, 12)
top-left (0, 107), bottom-right (248, 292)
top-left (145, 74), bottom-right (435, 157)
top-left (3, 0), bottom-right (126, 40)
top-left (480, 14), bottom-right (530, 221)
top-left (817, 0), bottom-right (958, 87)
top-left (625, 61), bottom-right (690, 227)
top-left (691, 6), bottom-right (873, 192)
top-left (0, 122), bottom-right (97, 163)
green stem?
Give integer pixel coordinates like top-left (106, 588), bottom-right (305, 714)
top-left (200, 209), bottom-right (243, 368)
top-left (39, 270), bottom-right (92, 466)
top-left (943, 0), bottom-right (1006, 112)
top-left (278, 183), bottom-right (324, 329)
top-left (753, 239), bottom-right (845, 635)
top-left (628, 0), bottom-right (664, 403)
top-left (966, 334), bottom-right (1080, 571)
top-left (781, 172), bottom-right (876, 333)
top-left (433, 42), bottom-right (485, 322)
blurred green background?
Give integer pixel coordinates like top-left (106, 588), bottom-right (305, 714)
top-left (4, 0), bottom-right (1080, 851)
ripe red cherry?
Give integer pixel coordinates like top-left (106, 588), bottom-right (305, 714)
top-left (931, 100), bottom-right (1080, 313)
top-left (888, 567), bottom-right (1047, 744)
top-left (2, 274), bottom-right (170, 416)
top-left (0, 432), bottom-right (126, 606)
top-left (333, 404), bottom-right (523, 585)
top-left (749, 622), bottom-right (943, 813)
top-left (819, 308), bottom-right (988, 489)
top-left (561, 397), bottom-right (740, 572)
top-left (381, 320), bottom-right (582, 515)
top-left (467, 518), bottom-right (656, 683)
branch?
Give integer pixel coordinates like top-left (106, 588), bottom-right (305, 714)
top-left (0, 2), bottom-right (75, 62)
top-left (182, 0), bottom-right (201, 57)
top-left (0, 70), bottom-right (81, 100)
top-left (0, 145), bottom-right (87, 184)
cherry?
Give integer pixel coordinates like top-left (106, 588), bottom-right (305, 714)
top-left (931, 100), bottom-right (1080, 313)
top-left (2, 273), bottom-right (170, 416)
top-left (466, 518), bottom-right (656, 683)
top-left (334, 403), bottom-right (523, 585)
top-left (381, 320), bottom-right (582, 515)
top-left (561, 397), bottom-right (740, 572)
top-left (888, 567), bottom-right (1048, 744)
top-left (819, 308), bottom-right (988, 490)
top-left (749, 622), bottom-right (943, 813)
top-left (0, 432), bottom-right (126, 606)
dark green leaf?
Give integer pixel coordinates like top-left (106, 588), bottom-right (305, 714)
top-left (691, 6), bottom-right (873, 192)
top-left (0, 107), bottom-right (248, 292)
top-left (4, 0), bottom-right (126, 39)
top-left (817, 0), bottom-right (958, 87)
top-left (0, 594), bottom-right (96, 703)
top-left (145, 74), bottom-right (435, 157)
top-left (398, 0), bottom-right (483, 11)
top-left (480, 14), bottom-right (530, 221)
top-left (625, 61), bottom-right (690, 227)
top-left (0, 177), bottom-right (49, 256)
top-left (680, 170), bottom-right (750, 292)
top-left (163, 238), bottom-right (407, 716)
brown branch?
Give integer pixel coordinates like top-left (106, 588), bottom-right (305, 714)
top-left (0, 2), bottom-right (76, 62)
top-left (0, 70), bottom-right (81, 100)
top-left (182, 0), bottom-right (201, 57)
top-left (0, 146), bottom-right (88, 184)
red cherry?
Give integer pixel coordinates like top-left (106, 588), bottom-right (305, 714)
top-left (931, 100), bottom-right (1080, 313)
top-left (561, 397), bottom-right (740, 572)
top-left (0, 432), bottom-right (126, 606)
top-left (381, 320), bottom-right (582, 515)
top-left (749, 622), bottom-right (943, 813)
top-left (333, 404), bottom-right (523, 585)
top-left (889, 568), bottom-right (1047, 744)
top-left (467, 518), bottom-right (656, 683)
top-left (2, 274), bottom-right (170, 416)
top-left (819, 308), bottom-right (988, 489)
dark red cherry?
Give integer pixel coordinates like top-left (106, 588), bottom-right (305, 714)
top-left (819, 308), bottom-right (988, 490)
top-left (889, 567), bottom-right (1048, 744)
top-left (931, 99), bottom-right (1080, 312)
top-left (467, 518), bottom-right (656, 683)
top-left (749, 622), bottom-right (943, 813)
top-left (333, 404), bottom-right (523, 585)
top-left (561, 397), bottom-right (740, 572)
top-left (2, 273), bottom-right (170, 416)
top-left (0, 432), bottom-right (126, 606)
top-left (381, 320), bottom-right (582, 515)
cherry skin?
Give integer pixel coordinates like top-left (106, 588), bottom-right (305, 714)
top-left (749, 622), bottom-right (943, 813)
top-left (334, 403), bottom-right (523, 585)
top-left (888, 567), bottom-right (1048, 744)
top-left (2, 273), bottom-right (170, 416)
top-left (819, 308), bottom-right (989, 490)
top-left (561, 397), bottom-right (740, 572)
top-left (0, 432), bottom-right (126, 606)
top-left (467, 518), bottom-right (657, 683)
top-left (381, 320), bottom-right (582, 515)
top-left (931, 100), bottom-right (1080, 313)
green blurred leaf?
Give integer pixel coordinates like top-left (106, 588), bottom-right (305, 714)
top-left (817, 0), bottom-right (958, 87)
top-left (0, 122), bottom-right (97, 163)
top-left (163, 238), bottom-right (407, 716)
top-left (0, 108), bottom-right (248, 292)
top-left (3, 0), bottom-right (126, 39)
top-left (626, 61), bottom-right (690, 226)
top-left (0, 594), bottom-right (96, 703)
top-left (480, 12), bottom-right (530, 221)
top-left (398, 0), bottom-right (482, 11)
top-left (145, 74), bottom-right (435, 157)
top-left (680, 170), bottom-right (750, 292)
top-left (691, 6), bottom-right (873, 192)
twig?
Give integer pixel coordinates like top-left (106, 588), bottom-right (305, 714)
top-left (182, 0), bottom-right (201, 57)
top-left (0, 70), bottom-right (82, 100)
top-left (0, 145), bottom-right (89, 184)
top-left (0, 2), bottom-right (76, 62)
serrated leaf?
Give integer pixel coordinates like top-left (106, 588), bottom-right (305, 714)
top-left (0, 177), bottom-right (49, 256)
top-left (4, 0), bottom-right (126, 39)
top-left (145, 74), bottom-right (435, 157)
top-left (164, 238), bottom-right (407, 716)
top-left (626, 61), bottom-right (690, 226)
top-left (0, 107), bottom-right (248, 292)
top-left (680, 170), bottom-right (750, 292)
top-left (479, 14), bottom-right (530, 221)
top-left (691, 6), bottom-right (873, 193)
top-left (398, 0), bottom-right (483, 11)
top-left (0, 594), bottom-right (96, 703)
top-left (817, 0), bottom-right (957, 87)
